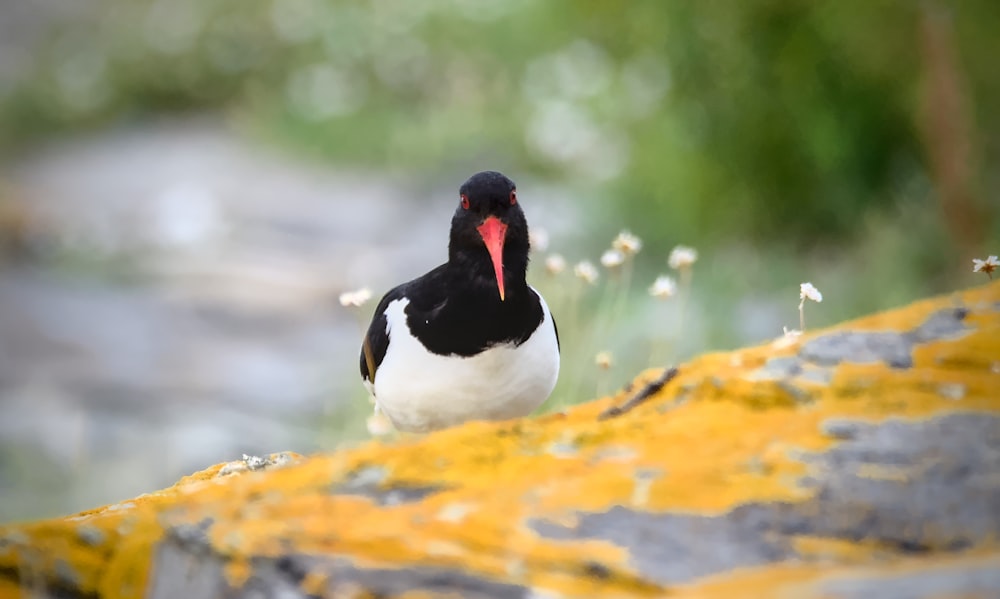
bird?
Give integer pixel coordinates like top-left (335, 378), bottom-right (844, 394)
top-left (360, 171), bottom-right (560, 433)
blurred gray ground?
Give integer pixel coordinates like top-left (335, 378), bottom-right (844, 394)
top-left (0, 119), bottom-right (569, 521)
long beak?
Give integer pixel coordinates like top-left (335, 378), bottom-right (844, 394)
top-left (476, 216), bottom-right (508, 301)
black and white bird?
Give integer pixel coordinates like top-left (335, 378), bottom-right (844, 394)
top-left (360, 171), bottom-right (560, 433)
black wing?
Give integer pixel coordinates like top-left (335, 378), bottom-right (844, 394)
top-left (359, 264), bottom-right (450, 384)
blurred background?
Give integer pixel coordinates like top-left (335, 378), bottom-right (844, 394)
top-left (0, 0), bottom-right (997, 522)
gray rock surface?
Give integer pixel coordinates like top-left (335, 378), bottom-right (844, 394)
top-left (531, 413), bottom-right (1000, 586)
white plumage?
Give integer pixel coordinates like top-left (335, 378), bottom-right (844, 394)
top-left (368, 289), bottom-right (559, 433)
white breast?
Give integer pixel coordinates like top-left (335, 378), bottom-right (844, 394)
top-left (370, 289), bottom-right (560, 432)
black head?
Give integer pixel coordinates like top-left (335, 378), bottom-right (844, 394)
top-left (448, 171), bottom-right (530, 301)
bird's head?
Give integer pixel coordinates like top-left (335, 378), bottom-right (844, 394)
top-left (449, 171), bottom-right (530, 302)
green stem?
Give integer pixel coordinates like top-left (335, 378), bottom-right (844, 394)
top-left (674, 266), bottom-right (693, 362)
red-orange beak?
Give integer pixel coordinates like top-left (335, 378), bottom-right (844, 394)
top-left (476, 216), bottom-right (508, 301)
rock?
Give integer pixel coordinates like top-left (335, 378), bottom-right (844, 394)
top-left (1, 281), bottom-right (998, 598)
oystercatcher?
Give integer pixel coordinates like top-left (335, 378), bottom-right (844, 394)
top-left (360, 171), bottom-right (560, 432)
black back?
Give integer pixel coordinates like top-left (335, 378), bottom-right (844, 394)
top-left (360, 171), bottom-right (558, 383)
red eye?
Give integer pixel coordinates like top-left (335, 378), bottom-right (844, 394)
top-left (461, 194), bottom-right (470, 210)
top-left (510, 190), bottom-right (517, 205)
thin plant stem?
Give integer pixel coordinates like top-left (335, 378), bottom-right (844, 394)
top-left (610, 258), bottom-right (634, 327)
top-left (589, 271), bottom-right (620, 391)
top-left (595, 367), bottom-right (611, 398)
top-left (566, 278), bottom-right (594, 406)
top-left (572, 273), bottom-right (617, 405)
top-left (566, 278), bottom-right (582, 341)
top-left (649, 302), bottom-right (673, 367)
top-left (673, 266), bottom-right (693, 362)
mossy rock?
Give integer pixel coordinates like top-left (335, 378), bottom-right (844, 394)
top-left (2, 281), bottom-right (999, 598)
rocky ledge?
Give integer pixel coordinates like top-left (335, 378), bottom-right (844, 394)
top-left (1, 281), bottom-right (999, 599)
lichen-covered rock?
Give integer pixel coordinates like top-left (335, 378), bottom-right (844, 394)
top-left (2, 282), bottom-right (999, 599)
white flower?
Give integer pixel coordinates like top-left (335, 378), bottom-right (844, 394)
top-left (600, 248), bottom-right (625, 269)
top-left (612, 230), bottom-right (642, 256)
top-left (594, 351), bottom-right (613, 370)
top-left (574, 260), bottom-right (599, 284)
top-left (544, 253), bottom-right (566, 275)
top-left (668, 245), bottom-right (698, 270)
top-left (339, 287), bottom-right (373, 307)
top-left (648, 275), bottom-right (677, 299)
top-left (972, 255), bottom-right (998, 279)
top-left (529, 227), bottom-right (550, 253)
top-left (799, 282), bottom-right (823, 303)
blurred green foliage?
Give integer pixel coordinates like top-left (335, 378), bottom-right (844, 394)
top-left (2, 0), bottom-right (997, 251)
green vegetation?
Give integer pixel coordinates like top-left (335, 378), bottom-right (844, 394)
top-left (3, 1), bottom-right (996, 239)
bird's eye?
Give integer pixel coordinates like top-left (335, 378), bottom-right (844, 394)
top-left (461, 194), bottom-right (470, 210)
top-left (510, 190), bottom-right (517, 205)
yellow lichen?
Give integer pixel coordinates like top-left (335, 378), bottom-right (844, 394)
top-left (0, 281), bottom-right (997, 597)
